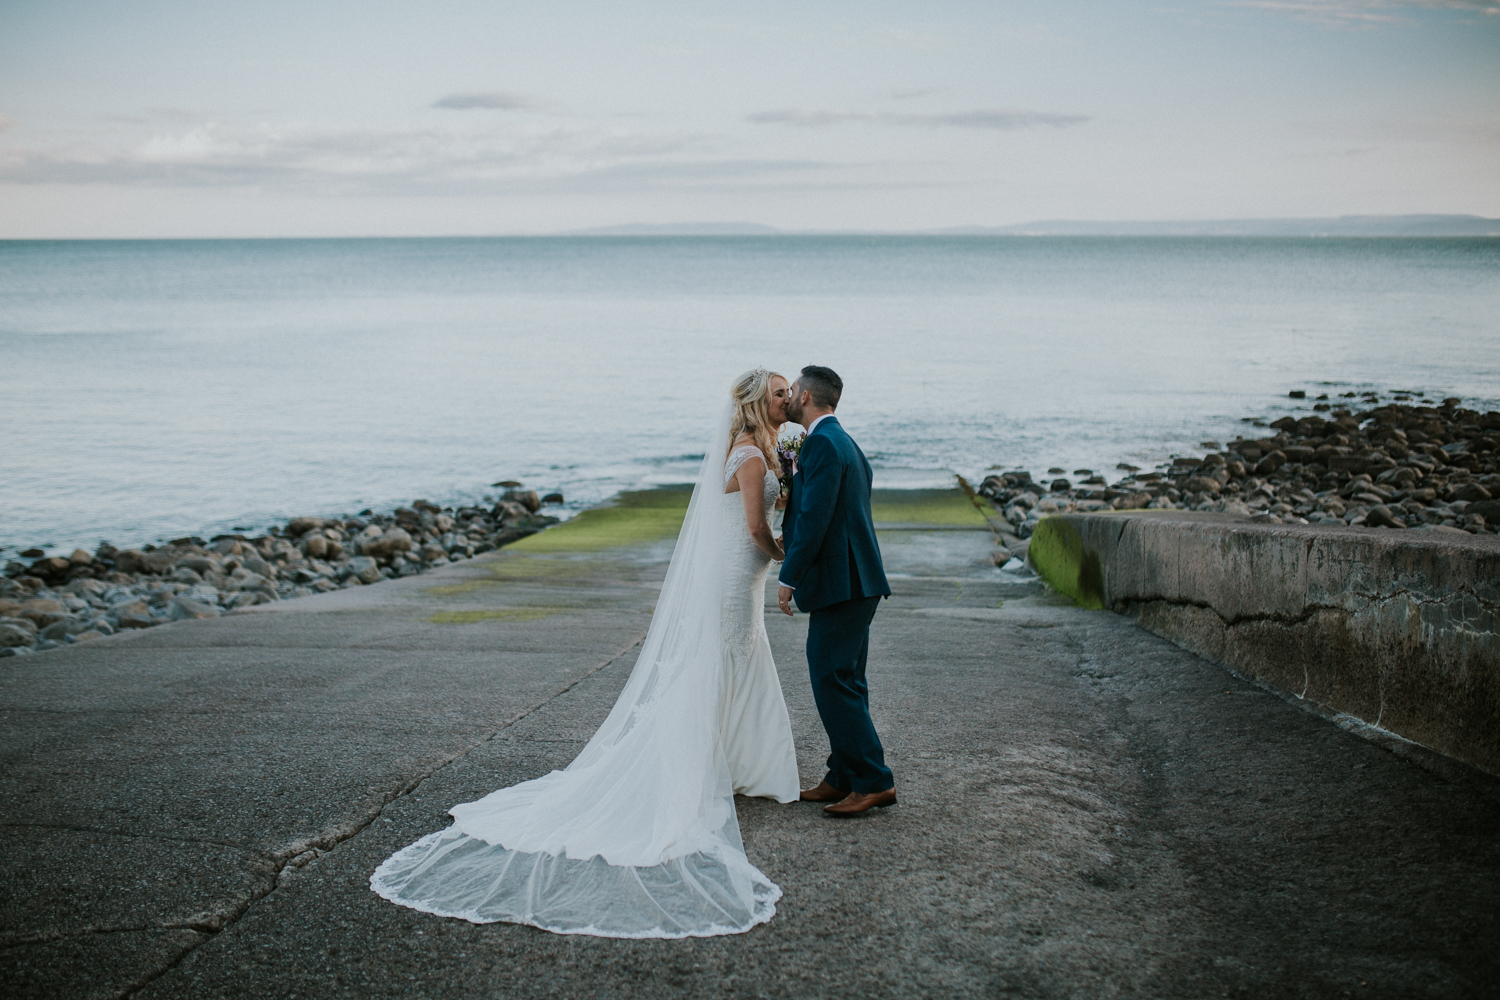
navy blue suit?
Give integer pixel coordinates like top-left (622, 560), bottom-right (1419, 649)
top-left (779, 416), bottom-right (894, 794)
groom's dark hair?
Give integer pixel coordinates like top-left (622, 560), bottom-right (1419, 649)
top-left (799, 366), bottom-right (843, 410)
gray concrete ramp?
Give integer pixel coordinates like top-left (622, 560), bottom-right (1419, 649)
top-left (3, 490), bottom-right (1498, 998)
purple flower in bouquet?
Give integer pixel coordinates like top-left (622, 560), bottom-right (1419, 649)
top-left (776, 432), bottom-right (805, 496)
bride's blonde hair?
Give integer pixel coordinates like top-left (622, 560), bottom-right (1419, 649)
top-left (728, 367), bottom-right (784, 477)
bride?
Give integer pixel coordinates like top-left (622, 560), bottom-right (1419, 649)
top-left (371, 368), bottom-right (802, 938)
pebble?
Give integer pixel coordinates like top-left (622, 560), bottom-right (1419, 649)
top-left (1, 484), bottom-right (562, 655)
top-left (976, 395), bottom-right (1500, 547)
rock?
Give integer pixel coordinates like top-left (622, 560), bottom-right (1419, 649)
top-left (1181, 476), bottom-right (1223, 495)
top-left (1376, 467), bottom-right (1418, 488)
top-left (492, 480), bottom-right (523, 488)
top-left (168, 596), bottom-right (220, 620)
top-left (0, 615), bottom-right (37, 634)
top-left (18, 599), bottom-right (68, 628)
top-left (434, 514), bottom-right (456, 533)
top-left (68, 549), bottom-right (93, 565)
top-left (502, 489), bottom-right (542, 513)
top-left (287, 517), bottom-right (325, 537)
top-left (1282, 446), bottom-right (1316, 463)
top-left (1365, 505), bottom-right (1406, 529)
top-left (1465, 499), bottom-right (1500, 524)
top-left (176, 555), bottom-right (216, 574)
top-left (413, 500), bottom-right (443, 514)
top-left (420, 543), bottom-right (449, 562)
top-left (1050, 479), bottom-right (1071, 492)
top-left (241, 555), bottom-right (274, 578)
top-left (224, 591), bottom-right (266, 610)
top-left (116, 609), bottom-right (156, 629)
top-left (361, 528), bottom-right (413, 558)
top-left (0, 623), bottom-right (34, 647)
top-left (1453, 482), bottom-right (1492, 503)
top-left (30, 557), bottom-right (71, 579)
top-left (1111, 491), bottom-right (1152, 510)
top-left (323, 539), bottom-right (344, 560)
top-left (1288, 390), bottom-right (1306, 398)
top-left (39, 618), bottom-right (88, 642)
top-left (112, 549), bottom-right (145, 574)
top-left (132, 550), bottom-right (176, 575)
top-left (543, 493), bottom-right (565, 504)
top-left (346, 556), bottom-right (383, 585)
top-left (493, 501), bottom-right (531, 526)
top-left (1327, 455), bottom-right (1367, 474)
top-left (303, 534), bottom-right (328, 559)
top-left (71, 630), bottom-right (105, 642)
top-left (171, 567), bottom-right (203, 584)
top-left (990, 547), bottom-right (1012, 566)
top-left (19, 548), bottom-right (44, 559)
top-left (1254, 450), bottom-right (1287, 475)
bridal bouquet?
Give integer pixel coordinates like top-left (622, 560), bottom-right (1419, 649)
top-left (776, 432), bottom-right (805, 499)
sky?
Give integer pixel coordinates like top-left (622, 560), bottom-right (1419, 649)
top-left (0, 0), bottom-right (1496, 237)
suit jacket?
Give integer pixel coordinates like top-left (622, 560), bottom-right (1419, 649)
top-left (778, 416), bottom-right (890, 613)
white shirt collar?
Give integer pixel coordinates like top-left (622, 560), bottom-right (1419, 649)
top-left (805, 413), bottom-right (835, 435)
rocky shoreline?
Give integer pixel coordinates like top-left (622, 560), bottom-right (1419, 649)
top-left (5, 393), bottom-right (1498, 658)
top-left (978, 394), bottom-right (1500, 562)
top-left (0, 487), bottom-right (563, 658)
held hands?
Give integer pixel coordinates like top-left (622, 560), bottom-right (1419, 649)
top-left (777, 585), bottom-right (794, 617)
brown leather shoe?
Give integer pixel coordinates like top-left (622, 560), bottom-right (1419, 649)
top-left (799, 781), bottom-right (849, 803)
top-left (824, 788), bottom-right (897, 817)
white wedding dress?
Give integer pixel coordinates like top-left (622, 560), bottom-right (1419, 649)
top-left (371, 410), bottom-right (800, 938)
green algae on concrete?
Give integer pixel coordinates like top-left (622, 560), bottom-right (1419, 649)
top-left (871, 488), bottom-right (991, 527)
top-left (510, 486), bottom-right (693, 553)
top-left (428, 608), bottom-right (563, 624)
top-left (1027, 517), bottom-right (1106, 610)
top-left (425, 557), bottom-right (599, 595)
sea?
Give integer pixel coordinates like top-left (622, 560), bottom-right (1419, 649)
top-left (3, 235), bottom-right (1498, 556)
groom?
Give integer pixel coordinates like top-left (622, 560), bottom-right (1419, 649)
top-left (777, 366), bottom-right (896, 817)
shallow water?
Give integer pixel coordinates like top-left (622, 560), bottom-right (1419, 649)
top-left (2, 235), bottom-right (1497, 554)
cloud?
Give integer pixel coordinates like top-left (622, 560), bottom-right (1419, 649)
top-left (432, 91), bottom-right (547, 111)
top-left (747, 108), bottom-right (1090, 129)
top-left (1220, 0), bottom-right (1500, 24)
top-left (0, 115), bottom-right (15, 134)
top-left (0, 120), bottom-right (847, 195)
top-left (889, 88), bottom-right (940, 100)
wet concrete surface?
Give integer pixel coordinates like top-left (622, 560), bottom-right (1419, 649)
top-left (2, 511), bottom-right (1497, 999)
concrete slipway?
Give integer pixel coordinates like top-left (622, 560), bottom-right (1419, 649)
top-left (2, 489), bottom-right (1496, 999)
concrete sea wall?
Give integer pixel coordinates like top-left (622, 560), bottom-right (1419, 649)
top-left (1028, 511), bottom-right (1500, 774)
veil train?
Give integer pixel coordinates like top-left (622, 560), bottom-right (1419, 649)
top-left (370, 400), bottom-right (781, 938)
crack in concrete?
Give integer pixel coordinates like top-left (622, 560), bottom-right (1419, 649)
top-left (101, 631), bottom-right (647, 1000)
top-left (1, 922), bottom-right (214, 950)
top-left (1122, 588), bottom-right (1498, 634)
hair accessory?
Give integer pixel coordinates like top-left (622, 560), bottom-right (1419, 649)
top-left (734, 367), bottom-right (770, 397)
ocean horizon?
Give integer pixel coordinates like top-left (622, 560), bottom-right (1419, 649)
top-left (3, 234), bottom-right (1498, 556)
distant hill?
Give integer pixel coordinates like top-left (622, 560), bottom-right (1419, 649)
top-left (935, 215), bottom-right (1500, 237)
top-left (565, 222), bottom-right (781, 236)
top-left (559, 216), bottom-right (1500, 237)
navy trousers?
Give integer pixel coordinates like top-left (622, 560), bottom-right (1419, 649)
top-left (806, 594), bottom-right (893, 794)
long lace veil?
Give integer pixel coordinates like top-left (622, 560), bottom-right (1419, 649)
top-left (371, 400), bottom-right (782, 938)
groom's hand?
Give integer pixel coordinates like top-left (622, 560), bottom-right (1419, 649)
top-left (777, 585), bottom-right (794, 616)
